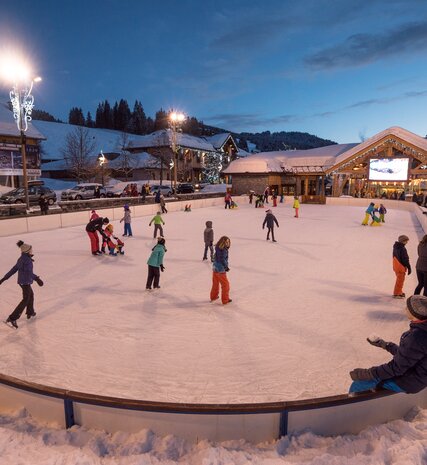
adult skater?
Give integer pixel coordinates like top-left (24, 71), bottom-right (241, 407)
top-left (362, 202), bottom-right (375, 225)
top-left (414, 235), bottom-right (427, 296)
top-left (86, 216), bottom-right (109, 255)
top-left (262, 209), bottom-right (279, 242)
top-left (146, 236), bottom-right (166, 290)
top-left (210, 236), bottom-right (232, 305)
top-left (149, 211), bottom-right (165, 238)
top-left (264, 186), bottom-right (269, 204)
top-left (0, 241), bottom-right (43, 329)
top-left (203, 220), bottom-right (214, 261)
top-left (349, 295), bottom-right (427, 394)
top-left (393, 235), bottom-right (411, 298)
top-left (160, 194), bottom-right (168, 214)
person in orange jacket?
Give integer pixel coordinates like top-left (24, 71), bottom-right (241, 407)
top-left (393, 235), bottom-right (411, 298)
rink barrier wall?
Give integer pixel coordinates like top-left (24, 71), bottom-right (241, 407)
top-left (1, 372), bottom-right (427, 442)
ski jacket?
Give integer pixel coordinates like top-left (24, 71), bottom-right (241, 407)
top-left (147, 244), bottom-right (166, 267)
top-left (86, 217), bottom-right (105, 233)
top-left (379, 206), bottom-right (387, 214)
top-left (370, 320), bottom-right (427, 393)
top-left (2, 253), bottom-right (38, 285)
top-left (213, 246), bottom-right (229, 273)
top-left (365, 204), bottom-right (375, 214)
top-left (155, 191), bottom-right (161, 203)
top-left (204, 222), bottom-right (214, 244)
top-left (263, 213), bottom-right (279, 229)
top-left (224, 193), bottom-right (232, 202)
top-left (39, 198), bottom-right (49, 210)
top-left (150, 215), bottom-right (164, 225)
top-left (416, 243), bottom-right (427, 272)
top-left (121, 210), bottom-right (132, 223)
top-left (293, 199), bottom-right (300, 208)
top-left (393, 242), bottom-right (411, 271)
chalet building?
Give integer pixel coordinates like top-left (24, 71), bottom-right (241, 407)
top-left (0, 104), bottom-right (45, 188)
top-left (223, 127), bottom-right (427, 201)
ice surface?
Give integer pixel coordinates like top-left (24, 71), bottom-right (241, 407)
top-left (0, 201), bottom-right (422, 403)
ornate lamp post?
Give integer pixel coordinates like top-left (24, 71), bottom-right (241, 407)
top-left (169, 111), bottom-right (185, 191)
top-left (97, 150), bottom-right (106, 186)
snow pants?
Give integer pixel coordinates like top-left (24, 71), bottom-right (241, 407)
top-left (393, 257), bottom-right (406, 296)
top-left (153, 224), bottom-right (163, 238)
top-left (294, 208), bottom-right (299, 218)
top-left (380, 213), bottom-right (385, 223)
top-left (210, 272), bottom-right (230, 304)
top-left (146, 265), bottom-right (160, 289)
top-left (349, 378), bottom-right (405, 394)
top-left (224, 201), bottom-right (231, 209)
top-left (203, 243), bottom-right (214, 260)
top-left (362, 213), bottom-right (370, 225)
top-left (9, 284), bottom-right (35, 321)
top-left (266, 227), bottom-right (275, 241)
top-left (123, 223), bottom-right (132, 236)
top-left (161, 204), bottom-right (168, 214)
top-left (87, 231), bottom-right (100, 253)
top-left (414, 269), bottom-right (427, 296)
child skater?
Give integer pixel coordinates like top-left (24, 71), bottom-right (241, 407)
top-left (203, 221), bottom-right (214, 261)
top-left (0, 241), bottom-right (43, 329)
top-left (263, 209), bottom-right (279, 242)
top-left (102, 224), bottom-right (118, 256)
top-left (379, 204), bottom-right (387, 223)
top-left (393, 235), bottom-right (411, 298)
top-left (349, 295), bottom-right (427, 395)
top-left (120, 205), bottom-right (132, 236)
top-left (149, 211), bottom-right (165, 238)
top-left (293, 196), bottom-right (300, 218)
top-left (210, 236), bottom-right (232, 305)
top-left (146, 236), bottom-right (166, 290)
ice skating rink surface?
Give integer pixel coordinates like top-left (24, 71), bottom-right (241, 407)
top-left (0, 202), bottom-right (422, 403)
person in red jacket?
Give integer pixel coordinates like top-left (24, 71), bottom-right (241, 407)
top-left (224, 192), bottom-right (232, 209)
top-left (393, 235), bottom-right (411, 298)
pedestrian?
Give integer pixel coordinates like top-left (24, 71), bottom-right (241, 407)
top-left (86, 216), bottom-right (109, 255)
top-left (362, 202), bottom-right (375, 226)
top-left (120, 205), bottom-right (132, 237)
top-left (38, 194), bottom-right (49, 215)
top-left (414, 235), bottom-right (427, 296)
top-left (94, 185), bottom-right (101, 199)
top-left (272, 190), bottom-right (278, 207)
top-left (280, 191), bottom-right (284, 203)
top-left (248, 191), bottom-right (254, 204)
top-left (224, 191), bottom-right (232, 209)
top-left (149, 211), bottom-right (165, 238)
top-left (262, 209), bottom-right (279, 242)
top-left (160, 194), bottom-right (168, 213)
top-left (379, 204), bottom-right (387, 223)
top-left (293, 196), bottom-right (300, 218)
top-left (141, 187), bottom-right (146, 203)
top-left (155, 190), bottom-right (161, 204)
top-left (210, 236), bottom-right (232, 305)
top-left (393, 235), bottom-right (411, 298)
top-left (0, 241), bottom-right (43, 329)
top-left (264, 186), bottom-right (269, 204)
top-left (203, 220), bottom-right (214, 261)
top-left (146, 236), bottom-right (166, 290)
top-left (90, 210), bottom-right (99, 221)
top-left (349, 295), bottom-right (427, 394)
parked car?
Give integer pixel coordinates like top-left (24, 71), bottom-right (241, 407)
top-left (176, 183), bottom-right (195, 194)
top-left (61, 183), bottom-right (106, 201)
top-left (0, 185), bottom-right (57, 205)
top-left (150, 185), bottom-right (173, 196)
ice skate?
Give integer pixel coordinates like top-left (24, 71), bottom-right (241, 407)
top-left (27, 312), bottom-right (37, 320)
top-left (5, 318), bottom-right (18, 329)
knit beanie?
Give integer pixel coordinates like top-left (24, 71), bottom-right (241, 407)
top-left (407, 295), bottom-right (427, 320)
top-left (17, 240), bottom-right (32, 255)
top-left (398, 235), bottom-right (409, 243)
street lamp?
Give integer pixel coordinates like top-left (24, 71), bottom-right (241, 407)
top-left (98, 150), bottom-right (106, 186)
top-left (0, 55), bottom-right (41, 210)
top-left (169, 111), bottom-right (185, 191)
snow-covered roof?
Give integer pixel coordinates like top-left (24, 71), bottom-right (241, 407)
top-left (204, 133), bottom-right (233, 150)
top-left (0, 103), bottom-right (46, 140)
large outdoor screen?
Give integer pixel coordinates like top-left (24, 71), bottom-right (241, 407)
top-left (368, 158), bottom-right (409, 181)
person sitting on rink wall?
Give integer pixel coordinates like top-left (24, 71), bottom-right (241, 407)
top-left (349, 295), bottom-right (427, 394)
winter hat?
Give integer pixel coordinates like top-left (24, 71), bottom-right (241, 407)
top-left (407, 295), bottom-right (427, 320)
top-left (398, 235), bottom-right (409, 243)
top-left (105, 224), bottom-right (114, 233)
top-left (124, 205), bottom-right (129, 210)
top-left (17, 240), bottom-right (32, 255)
top-left (157, 236), bottom-right (165, 245)
top-left (102, 217), bottom-right (110, 224)
top-left (265, 209), bottom-right (272, 213)
top-left (206, 221), bottom-right (212, 228)
top-left (91, 210), bottom-right (96, 214)
top-left (157, 211), bottom-right (161, 215)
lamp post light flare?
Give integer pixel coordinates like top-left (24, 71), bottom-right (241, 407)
top-left (169, 110), bottom-right (186, 191)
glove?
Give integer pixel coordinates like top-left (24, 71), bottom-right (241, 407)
top-left (367, 337), bottom-right (388, 350)
top-left (35, 277), bottom-right (44, 287)
top-left (225, 267), bottom-right (230, 272)
top-left (0, 278), bottom-right (4, 285)
top-left (349, 368), bottom-right (374, 381)
top-left (160, 265), bottom-right (165, 272)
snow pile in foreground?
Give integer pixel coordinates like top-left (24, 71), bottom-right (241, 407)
top-left (1, 407), bottom-right (427, 464)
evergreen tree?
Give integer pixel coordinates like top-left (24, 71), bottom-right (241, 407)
top-left (117, 99), bottom-right (131, 131)
top-left (32, 109), bottom-right (61, 123)
top-left (103, 100), bottom-right (113, 129)
top-left (95, 102), bottom-right (105, 128)
top-left (146, 116), bottom-right (155, 134)
top-left (68, 107), bottom-right (85, 126)
top-left (129, 100), bottom-right (147, 134)
top-left (86, 111), bottom-right (94, 128)
top-left (154, 108), bottom-right (168, 131)
top-left (183, 117), bottom-right (201, 136)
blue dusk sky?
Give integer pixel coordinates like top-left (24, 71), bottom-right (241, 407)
top-left (1, 0), bottom-right (427, 143)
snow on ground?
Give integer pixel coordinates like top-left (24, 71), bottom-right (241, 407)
top-left (1, 407), bottom-right (427, 464)
top-left (0, 201), bottom-right (423, 403)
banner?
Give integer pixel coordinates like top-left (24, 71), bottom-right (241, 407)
top-left (0, 145), bottom-right (41, 176)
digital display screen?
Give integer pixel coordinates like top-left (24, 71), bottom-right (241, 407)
top-left (368, 158), bottom-right (409, 181)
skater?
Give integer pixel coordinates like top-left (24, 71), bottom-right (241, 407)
top-left (349, 295), bottom-right (427, 395)
top-left (86, 216), bottom-right (109, 255)
top-left (160, 194), bottom-right (168, 214)
top-left (0, 241), bottom-right (43, 329)
top-left (370, 205), bottom-right (381, 226)
top-left (38, 194), bottom-right (49, 215)
top-left (293, 196), bottom-right (300, 218)
top-left (224, 192), bottom-right (232, 209)
top-left (184, 204), bottom-right (192, 212)
top-left (362, 202), bottom-right (375, 225)
top-left (393, 235), bottom-right (411, 298)
top-left (101, 223), bottom-right (118, 256)
top-left (249, 191), bottom-right (254, 204)
top-left (272, 191), bottom-right (277, 207)
top-left (155, 189), bottom-right (161, 204)
top-left (264, 186), bottom-right (269, 204)
top-left (90, 210), bottom-right (99, 221)
top-left (210, 236), bottom-right (232, 305)
top-left (146, 236), bottom-right (166, 290)
top-left (379, 204), bottom-right (387, 223)
top-left (149, 211), bottom-right (165, 238)
top-left (255, 194), bottom-right (264, 208)
top-left (120, 205), bottom-right (133, 237)
top-left (203, 220), bottom-right (214, 261)
top-left (262, 209), bottom-right (279, 242)
top-left (414, 235), bottom-right (427, 296)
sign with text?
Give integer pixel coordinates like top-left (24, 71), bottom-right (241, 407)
top-left (0, 146), bottom-right (41, 176)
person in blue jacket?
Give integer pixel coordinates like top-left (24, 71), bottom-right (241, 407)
top-left (0, 241), bottom-right (44, 329)
top-left (362, 202), bottom-right (375, 225)
top-left (146, 236), bottom-right (167, 290)
top-left (349, 295), bottom-right (427, 394)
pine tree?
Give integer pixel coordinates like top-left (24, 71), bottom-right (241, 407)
top-left (86, 111), bottom-right (94, 128)
top-left (68, 107), bottom-right (85, 126)
top-left (103, 100), bottom-right (113, 129)
top-left (95, 102), bottom-right (105, 128)
top-left (154, 108), bottom-right (168, 131)
top-left (129, 100), bottom-right (147, 134)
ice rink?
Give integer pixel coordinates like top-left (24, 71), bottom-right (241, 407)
top-left (0, 200), bottom-right (422, 403)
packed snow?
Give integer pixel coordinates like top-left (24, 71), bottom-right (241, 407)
top-left (1, 406), bottom-right (427, 464)
top-left (0, 201), bottom-right (423, 403)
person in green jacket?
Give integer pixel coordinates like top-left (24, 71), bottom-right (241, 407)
top-left (149, 211), bottom-right (165, 238)
top-left (293, 196), bottom-right (300, 218)
top-left (146, 237), bottom-right (167, 290)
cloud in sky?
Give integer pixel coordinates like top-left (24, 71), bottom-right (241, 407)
top-left (305, 20), bottom-right (427, 70)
